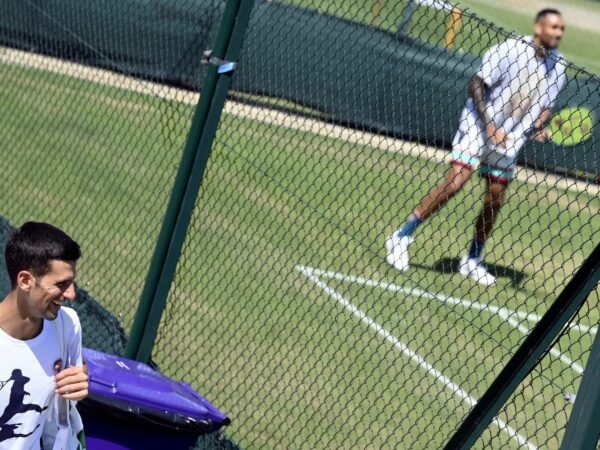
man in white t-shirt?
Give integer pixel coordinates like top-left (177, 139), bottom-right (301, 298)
top-left (0, 222), bottom-right (88, 449)
top-left (386, 8), bottom-right (566, 285)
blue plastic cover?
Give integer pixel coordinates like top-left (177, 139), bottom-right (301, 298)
top-left (81, 348), bottom-right (230, 432)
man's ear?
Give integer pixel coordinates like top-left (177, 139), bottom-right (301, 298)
top-left (16, 271), bottom-right (35, 292)
top-left (534, 21), bottom-right (542, 39)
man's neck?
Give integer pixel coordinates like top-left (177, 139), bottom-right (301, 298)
top-left (532, 36), bottom-right (549, 59)
top-left (0, 293), bottom-right (43, 340)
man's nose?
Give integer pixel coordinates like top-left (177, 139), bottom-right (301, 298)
top-left (64, 282), bottom-right (77, 300)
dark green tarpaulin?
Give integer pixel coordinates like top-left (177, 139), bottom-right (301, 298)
top-left (0, 0), bottom-right (598, 180)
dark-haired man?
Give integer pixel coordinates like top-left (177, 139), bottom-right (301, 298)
top-left (386, 9), bottom-right (566, 285)
top-left (0, 222), bottom-right (88, 449)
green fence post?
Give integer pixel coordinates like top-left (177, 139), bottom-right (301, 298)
top-left (125, 0), bottom-right (255, 361)
top-left (396, 0), bottom-right (415, 37)
top-left (443, 243), bottom-right (600, 450)
top-left (559, 328), bottom-right (600, 450)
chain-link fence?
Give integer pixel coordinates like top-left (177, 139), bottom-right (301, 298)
top-left (154, 1), bottom-right (599, 448)
top-left (0, 0), bottom-right (223, 350)
top-left (1, 0), bottom-right (599, 448)
top-left (477, 288), bottom-right (599, 450)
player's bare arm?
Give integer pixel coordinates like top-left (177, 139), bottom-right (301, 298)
top-left (531, 107), bottom-right (553, 141)
top-left (467, 74), bottom-right (506, 146)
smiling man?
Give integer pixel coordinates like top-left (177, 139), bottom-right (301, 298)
top-left (0, 222), bottom-right (88, 449)
top-left (386, 9), bottom-right (567, 285)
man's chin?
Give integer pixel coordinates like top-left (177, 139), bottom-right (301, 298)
top-left (45, 305), bottom-right (61, 320)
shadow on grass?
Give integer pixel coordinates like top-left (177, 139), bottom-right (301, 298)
top-left (192, 432), bottom-right (243, 450)
top-left (413, 257), bottom-right (527, 288)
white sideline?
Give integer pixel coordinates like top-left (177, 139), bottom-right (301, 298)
top-left (512, 311), bottom-right (597, 336)
top-left (0, 46), bottom-right (598, 199)
top-left (297, 266), bottom-right (538, 450)
top-left (299, 265), bottom-right (589, 376)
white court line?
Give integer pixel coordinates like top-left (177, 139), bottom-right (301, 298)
top-left (304, 265), bottom-right (596, 336)
top-left (510, 311), bottom-right (597, 336)
top-left (299, 265), bottom-right (588, 376)
top-left (297, 266), bottom-right (537, 450)
top-left (0, 46), bottom-right (598, 198)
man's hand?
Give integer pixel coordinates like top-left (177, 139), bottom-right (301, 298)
top-left (531, 127), bottom-right (551, 143)
top-left (534, 108), bottom-right (552, 131)
top-left (531, 108), bottom-right (553, 142)
top-left (485, 123), bottom-right (507, 147)
top-left (54, 366), bottom-right (89, 401)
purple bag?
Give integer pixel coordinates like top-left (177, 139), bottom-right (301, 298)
top-left (78, 348), bottom-right (230, 450)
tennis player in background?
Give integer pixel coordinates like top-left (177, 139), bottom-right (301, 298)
top-left (386, 8), bottom-right (567, 285)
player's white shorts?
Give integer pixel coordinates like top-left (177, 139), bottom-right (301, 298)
top-left (451, 120), bottom-right (518, 185)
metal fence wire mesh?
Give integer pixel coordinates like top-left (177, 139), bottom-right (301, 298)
top-left (478, 289), bottom-right (600, 450)
top-left (0, 0), bottom-right (599, 449)
top-left (0, 0), bottom-right (222, 350)
top-left (155, 1), bottom-right (599, 449)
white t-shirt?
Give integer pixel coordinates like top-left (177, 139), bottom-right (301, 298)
top-left (460, 36), bottom-right (566, 156)
top-left (0, 307), bottom-right (82, 450)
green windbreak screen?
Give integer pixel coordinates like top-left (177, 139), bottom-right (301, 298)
top-left (1, 0), bottom-right (598, 180)
top-left (0, 0), bottom-right (599, 449)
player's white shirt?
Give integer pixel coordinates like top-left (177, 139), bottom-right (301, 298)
top-left (455, 36), bottom-right (566, 164)
top-left (0, 307), bottom-right (82, 450)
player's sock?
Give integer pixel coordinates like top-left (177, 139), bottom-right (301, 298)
top-left (468, 239), bottom-right (485, 259)
top-left (396, 213), bottom-right (424, 238)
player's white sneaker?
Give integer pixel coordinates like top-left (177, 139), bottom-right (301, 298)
top-left (385, 234), bottom-right (413, 272)
top-left (458, 255), bottom-right (496, 286)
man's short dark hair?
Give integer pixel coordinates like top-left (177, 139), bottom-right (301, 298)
top-left (536, 8), bottom-right (561, 23)
top-left (5, 222), bottom-right (81, 287)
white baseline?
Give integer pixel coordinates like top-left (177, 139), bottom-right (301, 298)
top-left (297, 265), bottom-right (537, 450)
top-left (300, 265), bottom-right (591, 376)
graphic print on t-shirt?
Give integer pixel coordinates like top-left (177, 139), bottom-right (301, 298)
top-left (0, 369), bottom-right (47, 443)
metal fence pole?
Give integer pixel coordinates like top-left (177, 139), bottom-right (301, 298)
top-left (559, 328), bottom-right (600, 450)
top-left (125, 0), bottom-right (255, 362)
top-left (396, 0), bottom-right (415, 37)
top-left (443, 243), bottom-right (600, 450)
